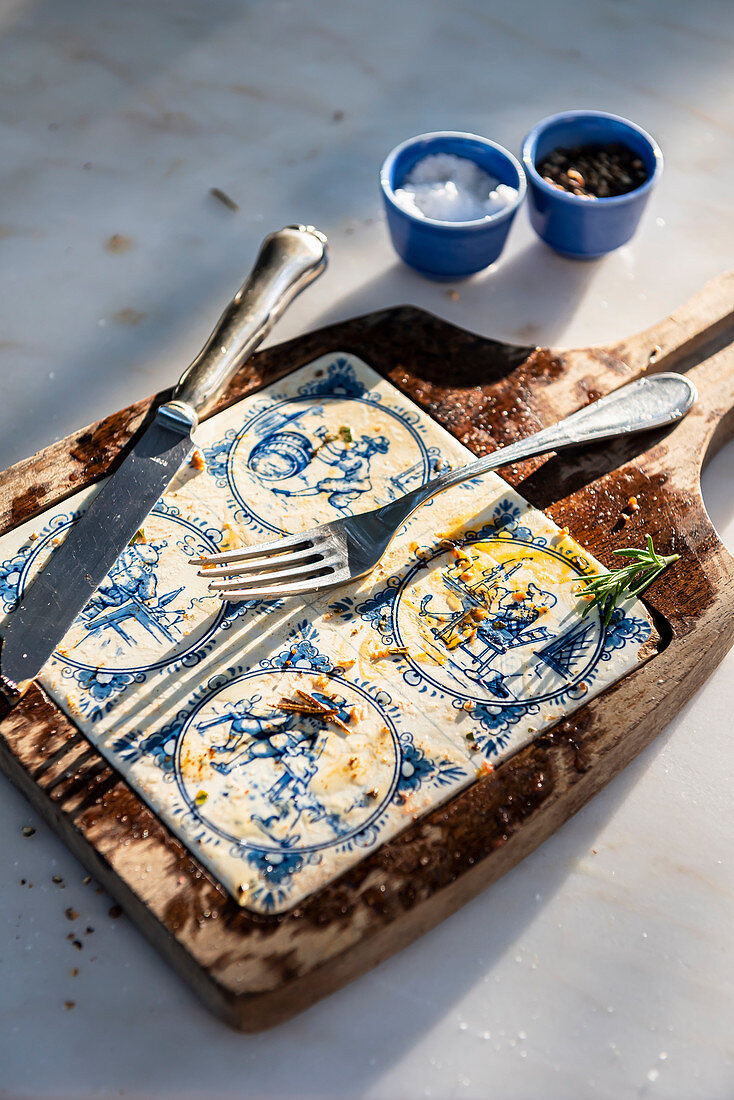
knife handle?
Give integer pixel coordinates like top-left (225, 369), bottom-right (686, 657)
top-left (172, 224), bottom-right (327, 422)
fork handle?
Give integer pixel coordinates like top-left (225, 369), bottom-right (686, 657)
top-left (384, 372), bottom-right (696, 518)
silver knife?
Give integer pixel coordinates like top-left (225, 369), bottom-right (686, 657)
top-left (0, 224), bottom-right (327, 701)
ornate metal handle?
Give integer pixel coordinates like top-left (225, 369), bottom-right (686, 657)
top-left (173, 225), bottom-right (327, 421)
top-left (388, 372), bottom-right (697, 516)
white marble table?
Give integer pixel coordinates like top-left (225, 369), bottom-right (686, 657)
top-left (1, 0), bottom-right (732, 1096)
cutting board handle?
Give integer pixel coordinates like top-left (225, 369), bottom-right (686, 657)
top-left (605, 271), bottom-right (734, 469)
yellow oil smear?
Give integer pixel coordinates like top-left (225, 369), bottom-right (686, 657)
top-left (319, 724), bottom-right (392, 792)
top-left (398, 537), bottom-right (589, 675)
top-left (467, 539), bottom-right (581, 595)
top-left (218, 516), bottom-right (261, 554)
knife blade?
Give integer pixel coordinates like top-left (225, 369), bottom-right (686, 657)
top-left (0, 225), bottom-right (327, 700)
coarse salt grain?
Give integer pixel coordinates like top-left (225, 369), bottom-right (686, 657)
top-left (394, 153), bottom-right (517, 222)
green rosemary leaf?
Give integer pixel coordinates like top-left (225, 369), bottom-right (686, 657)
top-left (647, 533), bottom-right (659, 565)
top-left (575, 540), bottom-right (679, 624)
top-left (602, 599), bottom-right (616, 628)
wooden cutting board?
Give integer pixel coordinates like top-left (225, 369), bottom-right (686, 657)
top-left (1, 271), bottom-right (732, 1030)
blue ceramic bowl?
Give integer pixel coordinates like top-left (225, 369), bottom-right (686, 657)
top-left (522, 110), bottom-right (663, 259)
top-left (380, 131), bottom-right (526, 278)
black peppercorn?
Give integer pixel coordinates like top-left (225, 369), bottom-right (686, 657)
top-left (538, 143), bottom-right (648, 198)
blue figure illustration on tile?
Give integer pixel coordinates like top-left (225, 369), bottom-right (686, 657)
top-left (79, 540), bottom-right (185, 648)
top-left (204, 693), bottom-right (290, 773)
top-left (418, 555), bottom-right (556, 700)
top-left (3, 502), bottom-right (231, 681)
top-left (157, 635), bottom-right (470, 909)
top-left (200, 687), bottom-right (354, 848)
top-left (365, 504), bottom-right (646, 713)
top-left (246, 405), bottom-right (320, 483)
top-left (532, 621), bottom-right (596, 680)
top-left (214, 358), bottom-right (437, 533)
top-left (269, 425), bottom-right (390, 512)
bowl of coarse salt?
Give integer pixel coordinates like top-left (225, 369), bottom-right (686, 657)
top-left (380, 131), bottom-right (526, 278)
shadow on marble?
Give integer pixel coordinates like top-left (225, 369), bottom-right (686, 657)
top-left (260, 723), bottom-right (680, 1093)
top-left (0, 234), bottom-right (600, 478)
top-left (308, 240), bottom-right (605, 349)
top-left (0, 704), bottom-right (677, 1097)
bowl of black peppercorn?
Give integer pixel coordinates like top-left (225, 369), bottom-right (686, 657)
top-left (522, 110), bottom-right (663, 258)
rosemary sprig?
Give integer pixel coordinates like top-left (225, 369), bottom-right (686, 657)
top-left (577, 535), bottom-right (679, 627)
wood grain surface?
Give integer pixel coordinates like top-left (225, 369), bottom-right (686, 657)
top-left (1, 271), bottom-right (733, 1030)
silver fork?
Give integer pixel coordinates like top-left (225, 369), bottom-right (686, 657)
top-left (192, 372), bottom-right (696, 600)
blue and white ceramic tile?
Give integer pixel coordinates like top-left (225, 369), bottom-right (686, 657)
top-left (0, 355), bottom-right (654, 913)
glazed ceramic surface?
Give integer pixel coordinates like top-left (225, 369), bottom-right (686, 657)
top-left (380, 131), bottom-right (525, 277)
top-left (0, 356), bottom-right (653, 913)
top-left (522, 110), bottom-right (663, 258)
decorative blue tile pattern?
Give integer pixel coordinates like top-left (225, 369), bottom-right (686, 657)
top-left (205, 358), bottom-right (442, 534)
top-left (0, 355), bottom-right (653, 912)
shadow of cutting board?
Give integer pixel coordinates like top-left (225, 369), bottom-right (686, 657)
top-left (0, 271), bottom-right (733, 1030)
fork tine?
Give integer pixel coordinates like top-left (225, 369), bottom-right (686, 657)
top-left (189, 529), bottom-right (317, 567)
top-left (198, 544), bottom-right (330, 580)
top-left (217, 572), bottom-right (343, 601)
top-left (208, 559), bottom-right (337, 592)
